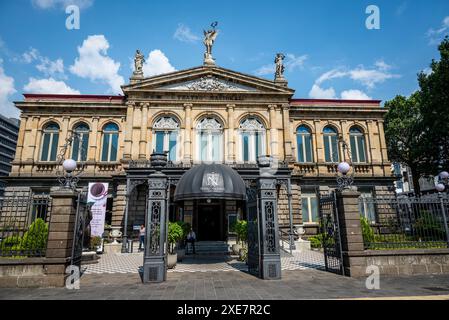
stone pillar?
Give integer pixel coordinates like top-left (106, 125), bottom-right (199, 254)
top-left (123, 102), bottom-right (135, 160)
top-left (30, 116), bottom-right (40, 161)
top-left (45, 187), bottom-right (78, 286)
top-left (183, 103), bottom-right (193, 164)
top-left (89, 117), bottom-right (99, 161)
top-left (143, 171), bottom-right (168, 283)
top-left (281, 104), bottom-right (293, 162)
top-left (268, 105), bottom-right (278, 159)
top-left (14, 115), bottom-right (27, 162)
top-left (139, 103), bottom-right (149, 159)
top-left (336, 189), bottom-right (366, 277)
top-left (258, 173), bottom-right (282, 280)
top-left (227, 104), bottom-right (235, 163)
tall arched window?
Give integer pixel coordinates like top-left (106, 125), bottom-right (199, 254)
top-left (101, 123), bottom-right (119, 162)
top-left (296, 125), bottom-right (313, 163)
top-left (239, 117), bottom-right (266, 162)
top-left (196, 117), bottom-right (223, 162)
top-left (323, 126), bottom-right (339, 163)
top-left (349, 126), bottom-right (367, 163)
top-left (72, 122), bottom-right (90, 162)
top-left (153, 116), bottom-right (180, 162)
top-left (40, 122), bottom-right (60, 162)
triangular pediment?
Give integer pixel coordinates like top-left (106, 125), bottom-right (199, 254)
top-left (122, 66), bottom-right (295, 95)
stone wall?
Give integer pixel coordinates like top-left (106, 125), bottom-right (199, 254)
top-left (363, 249), bottom-right (449, 276)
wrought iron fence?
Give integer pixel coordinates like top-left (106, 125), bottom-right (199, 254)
top-left (359, 195), bottom-right (449, 250)
top-left (0, 193), bottom-right (52, 257)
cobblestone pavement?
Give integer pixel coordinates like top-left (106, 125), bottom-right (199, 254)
top-left (82, 250), bottom-right (325, 274)
top-left (2, 269), bottom-right (449, 300)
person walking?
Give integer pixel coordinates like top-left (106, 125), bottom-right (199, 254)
top-left (138, 224), bottom-right (146, 252)
top-left (186, 228), bottom-right (196, 255)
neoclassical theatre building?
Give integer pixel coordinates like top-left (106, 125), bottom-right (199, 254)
top-left (5, 46), bottom-right (394, 240)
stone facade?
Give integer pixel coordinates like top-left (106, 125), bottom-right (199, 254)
top-left (5, 65), bottom-right (394, 234)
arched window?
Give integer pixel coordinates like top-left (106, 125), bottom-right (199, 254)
top-left (239, 117), bottom-right (266, 162)
top-left (153, 116), bottom-right (180, 162)
top-left (296, 125), bottom-right (313, 163)
top-left (196, 117), bottom-right (223, 162)
top-left (72, 123), bottom-right (90, 162)
top-left (323, 126), bottom-right (339, 163)
top-left (40, 122), bottom-right (60, 162)
top-left (349, 126), bottom-right (367, 163)
top-left (101, 123), bottom-right (119, 162)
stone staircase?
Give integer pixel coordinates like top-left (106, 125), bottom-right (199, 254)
top-left (190, 241), bottom-right (230, 255)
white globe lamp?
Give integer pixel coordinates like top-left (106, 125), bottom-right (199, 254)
top-left (63, 159), bottom-right (77, 172)
top-left (337, 162), bottom-right (351, 175)
top-left (436, 183), bottom-right (446, 193)
top-left (439, 171), bottom-right (449, 180)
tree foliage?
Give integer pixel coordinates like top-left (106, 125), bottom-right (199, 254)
top-left (385, 36), bottom-right (449, 193)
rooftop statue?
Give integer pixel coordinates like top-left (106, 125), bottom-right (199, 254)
top-left (203, 22), bottom-right (219, 66)
top-left (133, 49), bottom-right (145, 76)
top-left (275, 53), bottom-right (286, 79)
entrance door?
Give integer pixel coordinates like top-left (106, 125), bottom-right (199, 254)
top-left (197, 202), bottom-right (222, 241)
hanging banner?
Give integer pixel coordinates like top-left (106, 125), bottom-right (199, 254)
top-left (87, 182), bottom-right (109, 237)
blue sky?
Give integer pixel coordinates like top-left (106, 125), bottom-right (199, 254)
top-left (0, 0), bottom-right (448, 118)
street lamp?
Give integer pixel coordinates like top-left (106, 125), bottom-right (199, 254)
top-left (56, 132), bottom-right (86, 190)
top-left (335, 136), bottom-right (355, 191)
top-left (436, 171), bottom-right (449, 193)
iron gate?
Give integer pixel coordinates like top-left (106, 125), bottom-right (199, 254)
top-left (317, 191), bottom-right (345, 275)
top-left (247, 186), bottom-right (261, 277)
top-left (71, 191), bottom-right (90, 269)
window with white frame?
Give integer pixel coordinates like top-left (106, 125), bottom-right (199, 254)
top-left (349, 126), bottom-right (367, 163)
top-left (101, 123), bottom-right (119, 162)
top-left (40, 122), bottom-right (60, 162)
top-left (302, 193), bottom-right (319, 223)
top-left (239, 117), bottom-right (266, 162)
top-left (359, 190), bottom-right (376, 223)
top-left (72, 122), bottom-right (89, 162)
top-left (323, 126), bottom-right (340, 163)
top-left (196, 117), bottom-right (223, 162)
top-left (153, 116), bottom-right (180, 162)
top-left (296, 125), bottom-right (314, 163)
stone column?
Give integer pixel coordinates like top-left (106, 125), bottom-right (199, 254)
top-left (45, 187), bottom-right (78, 286)
top-left (258, 172), bottom-right (282, 280)
top-left (336, 189), bottom-right (367, 277)
top-left (123, 102), bottom-right (135, 160)
top-left (30, 116), bottom-right (40, 161)
top-left (281, 104), bottom-right (293, 162)
top-left (14, 116), bottom-right (27, 162)
top-left (143, 170), bottom-right (168, 283)
top-left (89, 117), bottom-right (99, 161)
top-left (139, 103), bottom-right (149, 159)
top-left (60, 116), bottom-right (70, 157)
top-left (183, 103), bottom-right (193, 164)
top-left (268, 105), bottom-right (278, 159)
top-left (227, 104), bottom-right (235, 163)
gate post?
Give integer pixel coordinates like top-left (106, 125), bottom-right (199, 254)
top-left (143, 155), bottom-right (168, 283)
top-left (335, 189), bottom-right (366, 277)
top-left (45, 187), bottom-right (78, 285)
top-left (257, 174), bottom-right (282, 280)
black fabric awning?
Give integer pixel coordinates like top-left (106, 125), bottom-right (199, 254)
top-left (174, 164), bottom-right (247, 202)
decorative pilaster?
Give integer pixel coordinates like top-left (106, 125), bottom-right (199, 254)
top-left (268, 105), bottom-right (278, 159)
top-left (281, 104), bottom-right (293, 162)
top-left (89, 117), bottom-right (99, 161)
top-left (183, 103), bottom-right (193, 163)
top-left (227, 104), bottom-right (235, 163)
top-left (123, 102), bottom-right (135, 160)
top-left (139, 103), bottom-right (149, 159)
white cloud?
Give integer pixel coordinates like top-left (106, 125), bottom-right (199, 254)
top-left (315, 62), bottom-right (400, 89)
top-left (173, 24), bottom-right (200, 43)
top-left (0, 59), bottom-right (18, 118)
top-left (309, 84), bottom-right (336, 99)
top-left (255, 53), bottom-right (308, 76)
top-left (427, 16), bottom-right (449, 45)
top-left (143, 49), bottom-right (176, 77)
top-left (21, 47), bottom-right (65, 78)
top-left (340, 89), bottom-right (372, 100)
top-left (23, 77), bottom-right (80, 94)
top-left (31, 0), bottom-right (94, 9)
top-left (70, 35), bottom-right (125, 94)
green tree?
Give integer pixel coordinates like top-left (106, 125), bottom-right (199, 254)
top-left (385, 36), bottom-right (449, 193)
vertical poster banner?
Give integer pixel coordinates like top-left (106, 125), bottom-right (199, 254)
top-left (88, 182), bottom-right (109, 237)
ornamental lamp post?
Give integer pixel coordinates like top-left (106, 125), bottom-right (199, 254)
top-left (436, 171), bottom-right (449, 247)
top-left (62, 158), bottom-right (78, 189)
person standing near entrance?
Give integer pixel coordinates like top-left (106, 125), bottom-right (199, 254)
top-left (138, 224), bottom-right (146, 252)
top-left (186, 228), bottom-right (196, 254)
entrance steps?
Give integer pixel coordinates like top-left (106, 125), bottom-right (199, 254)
top-left (191, 241), bottom-right (230, 255)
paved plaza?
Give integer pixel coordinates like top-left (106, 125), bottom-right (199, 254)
top-left (1, 268), bottom-right (449, 300)
top-left (82, 250), bottom-right (326, 274)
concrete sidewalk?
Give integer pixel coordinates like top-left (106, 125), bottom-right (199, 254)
top-left (1, 269), bottom-right (449, 300)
